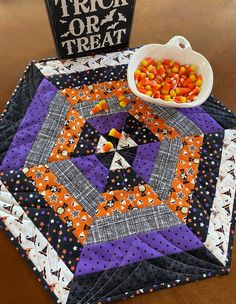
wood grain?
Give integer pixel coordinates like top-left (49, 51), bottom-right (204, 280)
top-left (0, 0), bottom-right (235, 303)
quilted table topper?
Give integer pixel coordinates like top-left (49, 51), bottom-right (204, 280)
top-left (0, 49), bottom-right (236, 304)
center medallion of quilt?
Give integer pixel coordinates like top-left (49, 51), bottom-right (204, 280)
top-left (75, 112), bottom-right (160, 193)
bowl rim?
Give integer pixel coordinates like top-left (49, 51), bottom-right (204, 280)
top-left (127, 40), bottom-right (214, 108)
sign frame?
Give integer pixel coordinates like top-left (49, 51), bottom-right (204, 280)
top-left (44, 0), bottom-right (136, 59)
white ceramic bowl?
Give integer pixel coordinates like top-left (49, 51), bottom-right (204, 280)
top-left (127, 36), bottom-right (213, 108)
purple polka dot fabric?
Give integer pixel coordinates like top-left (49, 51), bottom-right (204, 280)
top-left (87, 112), bottom-right (129, 134)
top-left (132, 142), bottom-right (161, 182)
top-left (76, 224), bottom-right (202, 276)
top-left (0, 78), bottom-right (57, 172)
top-left (72, 155), bottom-right (109, 192)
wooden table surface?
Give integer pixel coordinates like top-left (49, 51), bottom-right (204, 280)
top-left (0, 0), bottom-right (236, 303)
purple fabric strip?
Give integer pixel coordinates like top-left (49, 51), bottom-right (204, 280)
top-left (178, 106), bottom-right (223, 133)
top-left (0, 78), bottom-right (57, 172)
top-left (132, 142), bottom-right (161, 183)
top-left (87, 112), bottom-right (129, 134)
top-left (71, 154), bottom-right (109, 192)
top-left (75, 224), bottom-right (202, 276)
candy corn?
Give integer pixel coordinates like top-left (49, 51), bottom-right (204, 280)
top-left (183, 74), bottom-right (196, 87)
top-left (100, 100), bottom-right (109, 112)
top-left (141, 58), bottom-right (153, 67)
top-left (178, 66), bottom-right (186, 76)
top-left (115, 90), bottom-right (125, 101)
top-left (115, 89), bottom-right (130, 108)
top-left (146, 91), bottom-right (152, 96)
top-left (187, 64), bottom-right (196, 73)
top-left (156, 64), bottom-right (165, 77)
top-left (109, 128), bottom-right (121, 139)
top-left (103, 142), bottom-right (113, 152)
top-left (137, 86), bottom-right (147, 94)
top-left (90, 103), bottom-right (102, 115)
top-left (141, 59), bottom-right (149, 67)
top-left (139, 72), bottom-right (146, 80)
top-left (140, 66), bottom-right (148, 73)
top-left (173, 96), bottom-right (187, 103)
top-left (188, 86), bottom-right (200, 96)
top-left (175, 87), bottom-right (191, 95)
top-left (195, 75), bottom-right (202, 86)
top-left (154, 91), bottom-right (161, 98)
top-left (172, 62), bottom-right (180, 73)
top-left (134, 70), bottom-right (141, 83)
top-left (188, 82), bottom-right (195, 90)
top-left (162, 59), bottom-right (173, 66)
top-left (148, 73), bottom-right (155, 79)
top-left (119, 98), bottom-right (130, 108)
top-left (134, 57), bottom-right (203, 103)
top-left (187, 94), bottom-right (197, 101)
top-left (138, 78), bottom-right (149, 86)
top-left (162, 94), bottom-right (171, 101)
top-left (170, 89), bottom-right (176, 97)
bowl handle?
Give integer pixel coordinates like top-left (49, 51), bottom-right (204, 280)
top-left (166, 36), bottom-right (192, 50)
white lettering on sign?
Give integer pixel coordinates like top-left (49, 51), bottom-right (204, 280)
top-left (68, 16), bottom-right (99, 36)
top-left (61, 39), bottom-right (77, 55)
top-left (86, 15), bottom-right (100, 34)
top-left (61, 29), bottom-right (127, 55)
top-left (55, 0), bottom-right (129, 16)
top-left (55, 0), bottom-right (69, 17)
top-left (114, 28), bottom-right (126, 44)
top-left (69, 18), bottom-right (85, 36)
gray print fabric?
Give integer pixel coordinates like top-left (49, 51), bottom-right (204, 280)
top-left (86, 204), bottom-right (182, 245)
top-left (148, 104), bottom-right (203, 136)
top-left (25, 92), bottom-right (70, 167)
top-left (48, 160), bottom-right (102, 216)
top-left (149, 137), bottom-right (182, 201)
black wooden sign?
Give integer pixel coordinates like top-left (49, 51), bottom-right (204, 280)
top-left (45, 0), bottom-right (136, 59)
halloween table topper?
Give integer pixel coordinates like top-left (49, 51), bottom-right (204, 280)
top-left (0, 49), bottom-right (236, 304)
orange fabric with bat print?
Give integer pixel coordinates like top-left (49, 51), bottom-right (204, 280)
top-left (48, 107), bottom-right (85, 162)
top-left (129, 97), bottom-right (179, 141)
top-left (167, 135), bottom-right (203, 221)
top-left (61, 80), bottom-right (130, 105)
top-left (96, 184), bottom-right (163, 217)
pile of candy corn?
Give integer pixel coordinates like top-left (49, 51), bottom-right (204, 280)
top-left (90, 89), bottom-right (130, 116)
top-left (134, 58), bottom-right (202, 103)
top-left (102, 128), bottom-right (122, 152)
top-left (115, 90), bottom-right (130, 108)
top-left (90, 99), bottom-right (109, 115)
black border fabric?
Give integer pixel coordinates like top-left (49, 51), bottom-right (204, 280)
top-left (0, 64), bottom-right (44, 164)
top-left (202, 96), bottom-right (236, 129)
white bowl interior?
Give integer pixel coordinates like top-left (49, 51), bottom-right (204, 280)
top-left (127, 39), bottom-right (213, 108)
